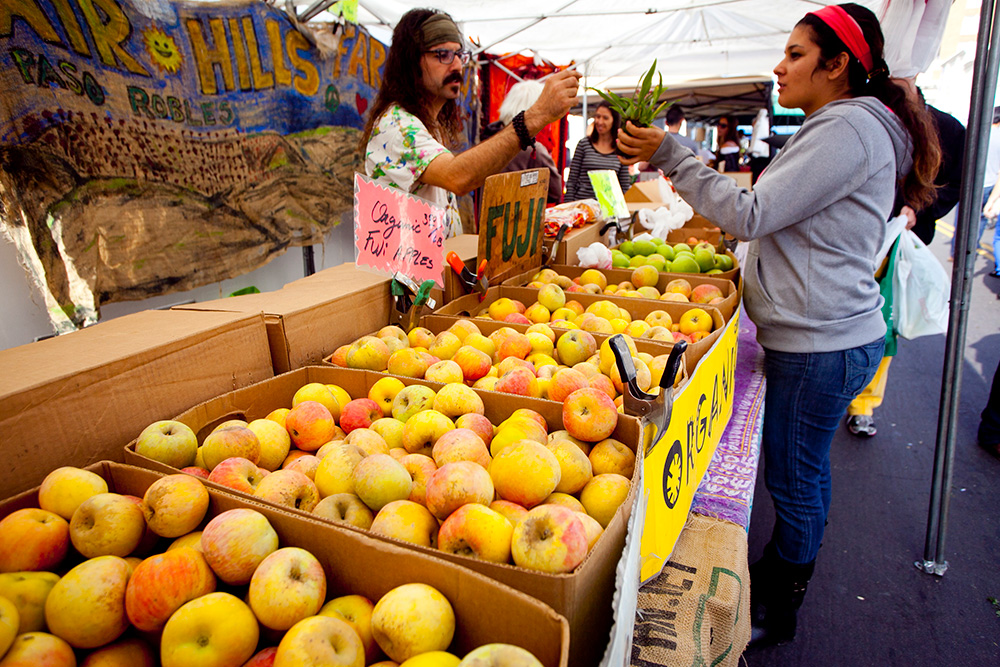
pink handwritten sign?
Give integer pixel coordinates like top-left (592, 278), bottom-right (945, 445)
top-left (354, 174), bottom-right (447, 286)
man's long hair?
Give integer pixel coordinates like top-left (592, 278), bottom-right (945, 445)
top-left (359, 8), bottom-right (464, 152)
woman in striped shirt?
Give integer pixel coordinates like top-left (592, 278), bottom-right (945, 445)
top-left (564, 102), bottom-right (632, 201)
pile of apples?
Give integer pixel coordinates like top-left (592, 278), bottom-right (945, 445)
top-left (133, 379), bottom-right (633, 576)
top-left (467, 289), bottom-right (714, 344)
top-left (526, 266), bottom-right (727, 306)
top-left (0, 468), bottom-right (546, 665)
top-left (611, 236), bottom-right (735, 274)
top-left (332, 318), bottom-right (685, 402)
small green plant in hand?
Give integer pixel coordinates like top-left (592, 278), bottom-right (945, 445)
top-left (589, 60), bottom-right (672, 130)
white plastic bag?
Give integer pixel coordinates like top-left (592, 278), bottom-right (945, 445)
top-left (576, 242), bottom-right (613, 269)
top-left (891, 229), bottom-right (950, 339)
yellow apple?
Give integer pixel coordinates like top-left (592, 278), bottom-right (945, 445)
top-left (247, 418), bottom-right (292, 471)
top-left (70, 493), bottom-right (146, 559)
top-left (0, 508), bottom-right (69, 573)
top-left (0, 631), bottom-right (75, 666)
top-left (248, 547), bottom-right (326, 631)
top-left (437, 503), bottom-right (513, 563)
top-left (579, 473), bottom-right (632, 528)
top-left (37, 466), bottom-right (109, 521)
top-left (0, 595), bottom-right (18, 658)
top-left (678, 307), bottom-right (713, 335)
top-left (80, 636), bottom-right (157, 667)
top-left (371, 583), bottom-right (455, 663)
top-left (142, 474), bottom-right (210, 538)
top-left (313, 493), bottom-right (375, 530)
top-left (458, 643), bottom-right (544, 666)
top-left (0, 571), bottom-right (59, 633)
top-left (160, 592), bottom-right (259, 667)
top-left (274, 615), bottom-right (364, 667)
top-left (200, 508), bottom-right (279, 585)
top-left (370, 500), bottom-right (439, 548)
top-left (488, 440), bottom-right (561, 508)
top-left (510, 505), bottom-right (588, 573)
top-left (134, 421), bottom-right (199, 470)
top-left (547, 439), bottom-right (594, 494)
top-left (45, 555), bottom-right (130, 648)
top-left (353, 454), bottom-right (413, 512)
top-left (314, 443), bottom-right (367, 497)
top-left (319, 594), bottom-right (379, 664)
top-left (370, 377), bottom-right (407, 417)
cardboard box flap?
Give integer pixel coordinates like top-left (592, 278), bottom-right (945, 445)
top-left (0, 310), bottom-right (273, 497)
top-left (624, 180), bottom-right (670, 203)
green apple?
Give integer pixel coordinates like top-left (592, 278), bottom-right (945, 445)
top-left (628, 255), bottom-right (648, 267)
top-left (672, 242), bottom-right (692, 255)
top-left (670, 254), bottom-right (701, 274)
top-left (632, 240), bottom-right (657, 256)
top-left (619, 240), bottom-right (635, 256)
top-left (693, 248), bottom-right (716, 272)
top-left (645, 254), bottom-right (667, 271)
top-left (714, 253), bottom-right (735, 271)
top-left (135, 420), bottom-right (198, 469)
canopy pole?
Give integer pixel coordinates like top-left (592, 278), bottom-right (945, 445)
top-left (917, 0), bottom-right (1000, 577)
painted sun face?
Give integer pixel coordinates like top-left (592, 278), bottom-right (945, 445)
top-left (144, 28), bottom-right (182, 73)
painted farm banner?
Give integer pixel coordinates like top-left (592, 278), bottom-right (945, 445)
top-left (0, 0), bottom-right (475, 332)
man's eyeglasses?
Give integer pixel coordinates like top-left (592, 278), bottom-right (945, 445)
top-left (426, 48), bottom-right (471, 65)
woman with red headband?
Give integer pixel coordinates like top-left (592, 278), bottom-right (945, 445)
top-left (618, 2), bottom-right (941, 649)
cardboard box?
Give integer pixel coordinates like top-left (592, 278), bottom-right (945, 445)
top-left (0, 310), bottom-right (273, 498)
top-left (623, 180), bottom-right (671, 213)
top-left (124, 367), bottom-right (642, 667)
top-left (0, 462), bottom-right (570, 666)
top-left (436, 287), bottom-right (727, 376)
top-left (501, 265), bottom-right (740, 320)
top-left (666, 226), bottom-right (725, 246)
top-left (174, 265), bottom-right (393, 374)
top-left (722, 171), bottom-right (753, 189)
top-left (435, 233), bottom-right (481, 304)
top-left (542, 222), bottom-right (607, 266)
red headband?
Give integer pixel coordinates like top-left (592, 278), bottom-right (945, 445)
top-left (808, 5), bottom-right (874, 73)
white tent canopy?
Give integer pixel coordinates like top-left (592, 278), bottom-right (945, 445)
top-left (290, 0), bottom-right (949, 93)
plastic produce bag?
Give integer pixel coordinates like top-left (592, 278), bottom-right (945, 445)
top-left (576, 242), bottom-right (613, 269)
top-left (891, 229), bottom-right (950, 339)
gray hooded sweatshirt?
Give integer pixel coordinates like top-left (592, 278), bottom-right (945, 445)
top-left (649, 97), bottom-right (914, 353)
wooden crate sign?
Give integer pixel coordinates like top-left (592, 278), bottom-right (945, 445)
top-left (478, 169), bottom-right (549, 282)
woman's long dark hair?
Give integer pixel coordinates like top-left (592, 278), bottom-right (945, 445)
top-left (716, 115), bottom-right (740, 147)
top-left (799, 3), bottom-right (941, 210)
top-left (358, 8), bottom-right (464, 152)
top-left (588, 102), bottom-right (621, 149)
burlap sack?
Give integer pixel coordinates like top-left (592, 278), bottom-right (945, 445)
top-left (631, 513), bottom-right (750, 666)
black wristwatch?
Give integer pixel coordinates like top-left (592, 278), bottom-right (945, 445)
top-left (512, 110), bottom-right (534, 150)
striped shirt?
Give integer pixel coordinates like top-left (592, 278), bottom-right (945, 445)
top-left (564, 138), bottom-right (632, 202)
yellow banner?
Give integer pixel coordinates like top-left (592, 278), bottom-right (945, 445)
top-left (640, 308), bottom-right (740, 583)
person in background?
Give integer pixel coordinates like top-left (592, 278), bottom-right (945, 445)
top-left (952, 107), bottom-right (1000, 264)
top-left (564, 101), bottom-right (632, 201)
top-left (845, 78), bottom-right (965, 437)
top-left (979, 359), bottom-right (1000, 459)
top-left (617, 2), bottom-right (940, 649)
top-left (715, 114), bottom-right (741, 172)
top-left (748, 109), bottom-right (772, 184)
top-left (360, 8), bottom-right (580, 235)
top-left (665, 106), bottom-right (712, 161)
top-left (481, 80), bottom-right (563, 205)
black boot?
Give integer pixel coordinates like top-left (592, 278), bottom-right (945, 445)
top-left (747, 544), bottom-right (815, 649)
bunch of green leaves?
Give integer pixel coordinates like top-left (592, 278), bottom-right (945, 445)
top-left (589, 60), bottom-right (672, 127)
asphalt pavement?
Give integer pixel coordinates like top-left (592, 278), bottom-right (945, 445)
top-left (743, 218), bottom-right (1000, 666)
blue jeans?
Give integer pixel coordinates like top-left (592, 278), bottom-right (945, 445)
top-left (761, 338), bottom-right (885, 564)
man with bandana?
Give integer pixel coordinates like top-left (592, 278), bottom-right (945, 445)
top-left (360, 8), bottom-right (581, 236)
